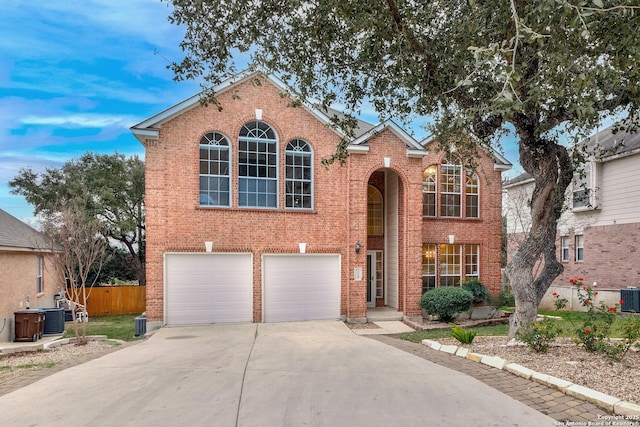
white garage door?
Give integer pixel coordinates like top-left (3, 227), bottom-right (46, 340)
top-left (165, 253), bottom-right (252, 325)
top-left (263, 254), bottom-right (341, 322)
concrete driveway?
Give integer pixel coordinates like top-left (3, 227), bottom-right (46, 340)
top-left (0, 321), bottom-right (553, 426)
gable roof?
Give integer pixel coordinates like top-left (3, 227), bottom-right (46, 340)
top-left (131, 68), bottom-right (512, 166)
top-left (347, 119), bottom-right (426, 158)
top-left (130, 69), bottom-right (358, 144)
top-left (503, 123), bottom-right (640, 188)
top-left (584, 125), bottom-right (640, 159)
top-left (0, 209), bottom-right (51, 252)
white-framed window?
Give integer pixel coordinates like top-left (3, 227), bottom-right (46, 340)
top-left (421, 244), bottom-right (436, 293)
top-left (423, 155), bottom-right (479, 219)
top-left (439, 244), bottom-right (461, 287)
top-left (561, 236), bottom-right (569, 262)
top-left (367, 185), bottom-right (384, 235)
top-left (238, 121), bottom-right (278, 208)
top-left (465, 170), bottom-right (479, 218)
top-left (36, 255), bottom-right (43, 293)
top-left (422, 244), bottom-right (480, 293)
top-left (464, 244), bottom-right (479, 278)
top-left (440, 155), bottom-right (462, 217)
top-left (575, 234), bottom-right (584, 262)
top-left (572, 161), bottom-right (599, 210)
top-left (285, 139), bottom-right (313, 209)
top-left (199, 131), bottom-right (230, 206)
top-left (422, 165), bottom-right (437, 217)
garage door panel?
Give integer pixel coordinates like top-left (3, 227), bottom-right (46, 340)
top-left (263, 254), bottom-right (340, 322)
top-left (166, 253), bottom-right (252, 325)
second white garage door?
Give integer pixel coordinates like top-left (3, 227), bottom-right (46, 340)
top-left (165, 253), bottom-right (252, 325)
top-left (263, 254), bottom-right (341, 322)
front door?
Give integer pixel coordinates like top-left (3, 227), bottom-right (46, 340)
top-left (367, 251), bottom-right (383, 308)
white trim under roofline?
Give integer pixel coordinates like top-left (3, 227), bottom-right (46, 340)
top-left (348, 119), bottom-right (426, 157)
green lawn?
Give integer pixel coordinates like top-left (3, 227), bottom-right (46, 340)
top-left (65, 314), bottom-right (141, 342)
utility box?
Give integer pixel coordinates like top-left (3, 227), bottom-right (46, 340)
top-left (134, 313), bottom-right (146, 337)
top-left (620, 289), bottom-right (640, 313)
top-left (43, 307), bottom-right (65, 334)
top-left (14, 310), bottom-right (43, 342)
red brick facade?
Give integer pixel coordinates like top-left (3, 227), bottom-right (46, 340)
top-left (135, 72), bottom-right (507, 324)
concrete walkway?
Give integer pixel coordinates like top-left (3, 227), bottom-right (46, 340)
top-left (0, 321), bottom-right (554, 426)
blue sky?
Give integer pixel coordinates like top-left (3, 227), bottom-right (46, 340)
top-left (0, 1), bottom-right (522, 223)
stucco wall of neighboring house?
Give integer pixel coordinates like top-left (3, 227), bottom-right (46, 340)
top-left (0, 251), bottom-right (58, 342)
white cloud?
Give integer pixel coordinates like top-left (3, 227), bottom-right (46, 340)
top-left (21, 113), bottom-right (137, 129)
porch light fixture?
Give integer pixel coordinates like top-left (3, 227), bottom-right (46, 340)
top-left (355, 241), bottom-right (361, 254)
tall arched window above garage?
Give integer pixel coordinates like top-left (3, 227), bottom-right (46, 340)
top-left (465, 169), bottom-right (479, 218)
top-left (440, 154), bottom-right (462, 217)
top-left (285, 139), bottom-right (313, 209)
top-left (422, 165), bottom-right (437, 217)
top-left (367, 185), bottom-right (384, 235)
top-left (199, 132), bottom-right (230, 207)
top-left (238, 121), bottom-right (278, 208)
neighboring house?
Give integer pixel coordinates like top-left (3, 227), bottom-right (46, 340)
top-left (503, 125), bottom-right (640, 304)
top-left (0, 209), bottom-right (60, 342)
top-left (131, 70), bottom-right (510, 328)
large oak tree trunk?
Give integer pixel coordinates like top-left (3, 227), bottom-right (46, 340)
top-left (505, 130), bottom-right (573, 340)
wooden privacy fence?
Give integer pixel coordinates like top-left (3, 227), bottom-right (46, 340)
top-left (82, 286), bottom-right (146, 317)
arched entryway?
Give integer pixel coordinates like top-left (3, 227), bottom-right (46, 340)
top-left (366, 168), bottom-right (404, 312)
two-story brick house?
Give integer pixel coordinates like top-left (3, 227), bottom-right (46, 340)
top-left (131, 70), bottom-right (510, 328)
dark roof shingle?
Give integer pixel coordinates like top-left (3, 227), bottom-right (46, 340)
top-left (0, 209), bottom-right (50, 250)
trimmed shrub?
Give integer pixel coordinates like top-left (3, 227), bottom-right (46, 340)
top-left (461, 278), bottom-right (490, 304)
top-left (420, 287), bottom-right (473, 322)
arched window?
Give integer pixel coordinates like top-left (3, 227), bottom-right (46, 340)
top-left (199, 132), bottom-right (230, 206)
top-left (367, 185), bottom-right (383, 235)
top-left (422, 165), bottom-right (437, 217)
top-left (238, 121), bottom-right (278, 208)
top-left (440, 154), bottom-right (462, 217)
top-left (465, 169), bottom-right (479, 218)
top-left (285, 139), bottom-right (313, 209)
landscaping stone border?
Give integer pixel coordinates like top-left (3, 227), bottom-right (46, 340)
top-left (421, 338), bottom-right (640, 416)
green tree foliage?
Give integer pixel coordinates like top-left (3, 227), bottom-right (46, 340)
top-left (165, 0), bottom-right (640, 337)
top-left (9, 153), bottom-right (146, 285)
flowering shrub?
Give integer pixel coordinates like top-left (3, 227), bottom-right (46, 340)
top-left (552, 291), bottom-right (568, 311)
top-left (517, 318), bottom-right (560, 353)
top-left (569, 278), bottom-right (634, 359)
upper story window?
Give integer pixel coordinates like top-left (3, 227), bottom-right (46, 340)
top-left (199, 132), bottom-right (230, 207)
top-left (572, 160), bottom-right (599, 210)
top-left (367, 185), bottom-right (384, 235)
top-left (440, 155), bottom-right (462, 217)
top-left (285, 139), bottom-right (313, 209)
top-left (422, 165), bottom-right (436, 216)
top-left (423, 154), bottom-right (479, 219)
top-left (465, 170), bottom-right (479, 218)
top-left (238, 121), bottom-right (278, 208)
